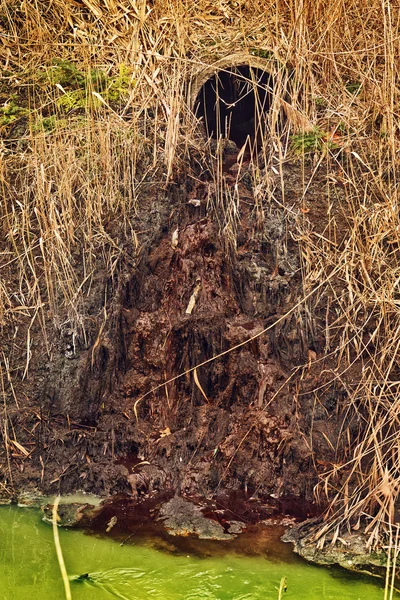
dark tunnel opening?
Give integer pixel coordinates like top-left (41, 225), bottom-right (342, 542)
top-left (194, 65), bottom-right (273, 147)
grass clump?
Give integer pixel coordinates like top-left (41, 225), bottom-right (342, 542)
top-left (290, 127), bottom-right (338, 155)
top-left (345, 81), bottom-right (362, 95)
top-left (44, 60), bottom-right (134, 113)
top-left (0, 100), bottom-right (29, 127)
top-left (47, 59), bottom-right (87, 89)
top-left (31, 115), bottom-right (68, 133)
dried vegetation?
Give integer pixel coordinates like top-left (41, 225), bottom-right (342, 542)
top-left (1, 0), bottom-right (400, 549)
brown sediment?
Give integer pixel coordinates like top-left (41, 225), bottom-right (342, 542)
top-left (1, 151), bottom-right (349, 524)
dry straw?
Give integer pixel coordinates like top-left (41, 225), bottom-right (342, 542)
top-left (1, 0), bottom-right (400, 550)
top-left (52, 496), bottom-right (72, 600)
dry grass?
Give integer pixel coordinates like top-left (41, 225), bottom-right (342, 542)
top-left (52, 495), bottom-right (72, 600)
top-left (1, 0), bottom-right (400, 547)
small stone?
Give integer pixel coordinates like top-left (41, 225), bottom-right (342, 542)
top-left (158, 496), bottom-right (233, 540)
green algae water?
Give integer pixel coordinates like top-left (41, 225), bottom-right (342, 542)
top-left (0, 505), bottom-right (395, 600)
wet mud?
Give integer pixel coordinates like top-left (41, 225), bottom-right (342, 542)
top-left (1, 144), bottom-right (350, 533)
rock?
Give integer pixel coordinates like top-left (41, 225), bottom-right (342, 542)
top-left (226, 520), bottom-right (246, 534)
top-left (42, 501), bottom-right (102, 527)
top-left (282, 519), bottom-right (387, 577)
top-left (158, 496), bottom-right (233, 540)
top-left (17, 490), bottom-right (46, 507)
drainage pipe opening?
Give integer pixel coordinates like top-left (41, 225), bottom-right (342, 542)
top-left (194, 65), bottom-right (273, 147)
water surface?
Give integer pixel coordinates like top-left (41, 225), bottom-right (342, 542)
top-left (0, 505), bottom-right (394, 600)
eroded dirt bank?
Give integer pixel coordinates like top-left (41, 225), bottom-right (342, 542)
top-left (1, 150), bottom-right (348, 523)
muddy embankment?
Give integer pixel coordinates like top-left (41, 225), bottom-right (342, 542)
top-left (1, 139), bottom-right (356, 567)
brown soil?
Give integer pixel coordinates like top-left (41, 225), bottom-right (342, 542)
top-left (1, 146), bottom-right (350, 522)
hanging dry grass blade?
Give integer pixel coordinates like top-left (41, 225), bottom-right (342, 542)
top-left (193, 367), bottom-right (209, 404)
top-left (185, 280), bottom-right (201, 314)
top-left (52, 496), bottom-right (72, 600)
top-left (10, 440), bottom-right (29, 457)
top-left (81, 0), bottom-right (102, 17)
top-left (279, 99), bottom-right (313, 132)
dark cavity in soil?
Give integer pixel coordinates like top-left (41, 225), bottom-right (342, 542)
top-left (194, 65), bottom-right (273, 146)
